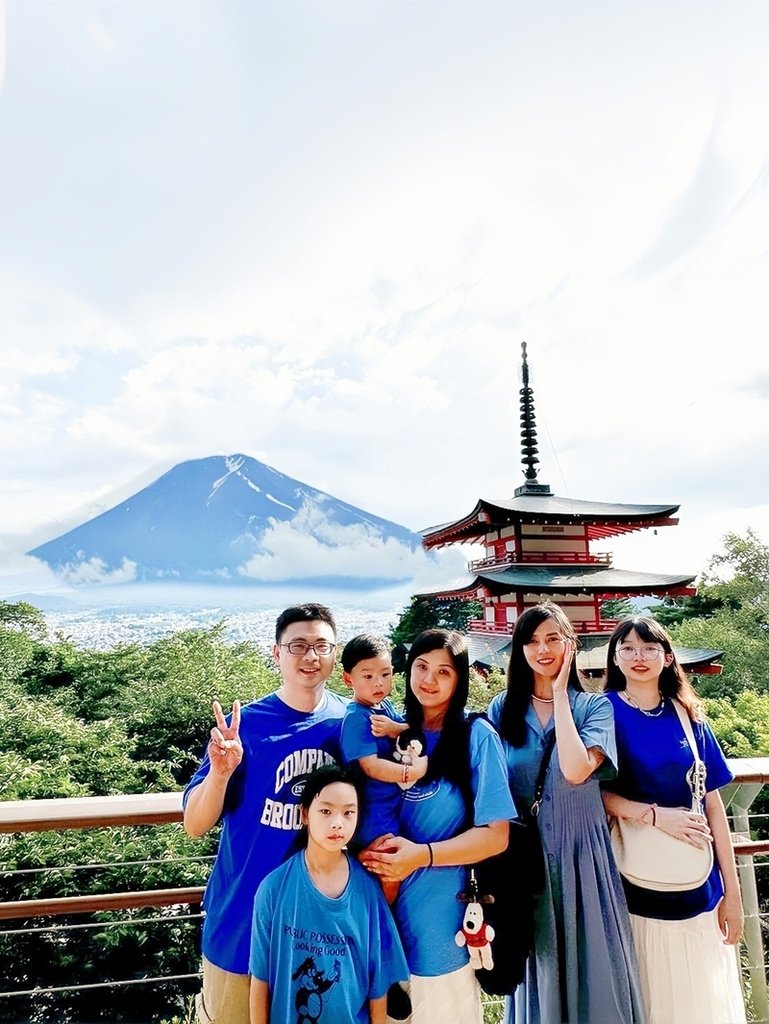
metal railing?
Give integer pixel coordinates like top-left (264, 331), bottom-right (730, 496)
top-left (1, 768), bottom-right (768, 1020)
top-left (468, 551), bottom-right (613, 572)
top-left (466, 618), bottom-right (622, 636)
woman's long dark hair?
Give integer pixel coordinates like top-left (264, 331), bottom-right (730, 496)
top-left (604, 616), bottom-right (702, 721)
top-left (498, 603), bottom-right (583, 748)
top-left (404, 628), bottom-right (472, 794)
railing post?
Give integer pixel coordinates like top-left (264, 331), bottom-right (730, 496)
top-left (724, 780), bottom-right (769, 1024)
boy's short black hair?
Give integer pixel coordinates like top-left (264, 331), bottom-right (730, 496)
top-left (341, 633), bottom-right (391, 672)
top-left (275, 603), bottom-right (337, 643)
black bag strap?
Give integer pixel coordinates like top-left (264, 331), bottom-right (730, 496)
top-left (529, 731), bottom-right (557, 817)
top-left (465, 712), bottom-right (556, 821)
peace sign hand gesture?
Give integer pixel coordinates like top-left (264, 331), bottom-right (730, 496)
top-left (208, 700), bottom-right (243, 778)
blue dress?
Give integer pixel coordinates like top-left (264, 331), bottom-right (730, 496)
top-left (487, 690), bottom-right (644, 1024)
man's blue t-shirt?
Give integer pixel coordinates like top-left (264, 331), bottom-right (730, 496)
top-left (340, 698), bottom-right (405, 847)
top-left (604, 691), bottom-right (733, 920)
top-left (183, 689), bottom-right (348, 973)
top-left (250, 851), bottom-right (408, 1024)
top-left (393, 717), bottom-right (516, 977)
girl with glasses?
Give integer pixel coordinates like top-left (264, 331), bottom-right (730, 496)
top-left (487, 602), bottom-right (644, 1024)
top-left (602, 616), bottom-right (745, 1024)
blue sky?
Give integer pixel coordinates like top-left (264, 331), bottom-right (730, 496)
top-left (2, 0), bottom-right (769, 593)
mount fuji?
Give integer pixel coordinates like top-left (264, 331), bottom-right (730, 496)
top-left (27, 454), bottom-right (428, 589)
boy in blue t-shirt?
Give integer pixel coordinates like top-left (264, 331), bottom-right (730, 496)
top-left (340, 634), bottom-right (428, 861)
top-left (338, 634), bottom-right (423, 1021)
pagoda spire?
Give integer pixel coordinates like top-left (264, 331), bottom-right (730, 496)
top-left (514, 342), bottom-right (552, 496)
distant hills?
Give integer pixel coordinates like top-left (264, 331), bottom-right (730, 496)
top-left (27, 454), bottom-right (426, 589)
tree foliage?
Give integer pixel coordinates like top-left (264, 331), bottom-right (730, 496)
top-left (661, 530), bottom-right (769, 699)
top-left (600, 597), bottom-right (635, 620)
top-left (388, 596), bottom-right (483, 671)
top-left (0, 606), bottom-right (279, 1022)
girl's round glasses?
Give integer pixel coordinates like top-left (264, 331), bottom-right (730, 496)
top-left (617, 645), bottom-right (664, 662)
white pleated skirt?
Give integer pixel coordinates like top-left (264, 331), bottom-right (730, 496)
top-left (386, 961), bottom-right (482, 1024)
top-left (630, 909), bottom-right (746, 1024)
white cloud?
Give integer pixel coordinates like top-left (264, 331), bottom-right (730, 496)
top-left (54, 557), bottom-right (139, 586)
top-left (2, 1), bottom-right (769, 586)
top-left (236, 499), bottom-right (466, 584)
top-left (85, 20), bottom-right (117, 53)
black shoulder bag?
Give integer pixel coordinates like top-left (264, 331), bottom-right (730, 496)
top-left (460, 720), bottom-right (556, 996)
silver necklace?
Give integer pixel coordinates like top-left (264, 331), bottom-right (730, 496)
top-left (623, 691), bottom-right (666, 717)
top-left (532, 694), bottom-right (554, 703)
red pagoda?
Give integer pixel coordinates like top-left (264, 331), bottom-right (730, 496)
top-left (418, 343), bottom-right (720, 675)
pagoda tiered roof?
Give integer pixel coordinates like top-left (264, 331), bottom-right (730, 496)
top-left (422, 495), bottom-right (681, 548)
top-left (419, 563), bottom-right (696, 602)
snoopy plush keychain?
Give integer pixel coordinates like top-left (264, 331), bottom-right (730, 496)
top-left (455, 869), bottom-right (495, 970)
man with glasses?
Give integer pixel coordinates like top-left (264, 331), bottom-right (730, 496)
top-left (183, 603), bottom-right (347, 1024)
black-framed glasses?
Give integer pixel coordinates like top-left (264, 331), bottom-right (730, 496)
top-left (279, 640), bottom-right (336, 657)
top-left (617, 645), bottom-right (664, 662)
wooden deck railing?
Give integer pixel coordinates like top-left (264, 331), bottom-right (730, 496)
top-left (0, 766), bottom-right (768, 1019)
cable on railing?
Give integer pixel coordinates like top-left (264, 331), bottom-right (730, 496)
top-left (0, 910), bottom-right (203, 937)
top-left (0, 972), bottom-right (202, 998)
top-left (0, 853), bottom-right (214, 878)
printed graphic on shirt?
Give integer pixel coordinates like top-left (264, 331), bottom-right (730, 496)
top-left (402, 778), bottom-right (441, 801)
top-left (291, 949), bottom-right (345, 1023)
top-left (260, 748), bottom-right (337, 831)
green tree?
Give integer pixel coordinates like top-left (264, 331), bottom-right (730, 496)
top-left (600, 597), bottom-right (635, 620)
top-left (657, 528), bottom-right (769, 629)
top-left (704, 691), bottom-right (769, 758)
top-left (663, 529), bottom-right (769, 698)
top-left (0, 599), bottom-right (47, 640)
top-left (388, 596), bottom-right (483, 670)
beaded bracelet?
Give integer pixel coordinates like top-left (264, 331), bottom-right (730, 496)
top-left (640, 803), bottom-right (658, 826)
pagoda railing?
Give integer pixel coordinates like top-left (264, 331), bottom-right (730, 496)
top-left (0, 773), bottom-right (767, 1021)
top-left (571, 618), bottom-right (621, 634)
top-left (467, 620), bottom-right (514, 635)
top-left (467, 618), bottom-right (621, 636)
top-left (468, 551), bottom-right (612, 572)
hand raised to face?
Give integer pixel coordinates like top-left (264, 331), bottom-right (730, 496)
top-left (208, 699), bottom-right (243, 778)
top-left (551, 640), bottom-right (576, 696)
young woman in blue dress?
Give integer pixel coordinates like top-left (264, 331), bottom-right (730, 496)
top-left (487, 602), bottom-right (643, 1024)
top-left (602, 616), bottom-right (745, 1024)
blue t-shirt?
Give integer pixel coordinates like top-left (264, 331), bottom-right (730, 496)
top-left (183, 689), bottom-right (348, 973)
top-left (340, 698), bottom-right (405, 846)
top-left (392, 717), bottom-right (516, 977)
top-left (603, 691), bottom-right (733, 920)
top-left (250, 851), bottom-right (408, 1024)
